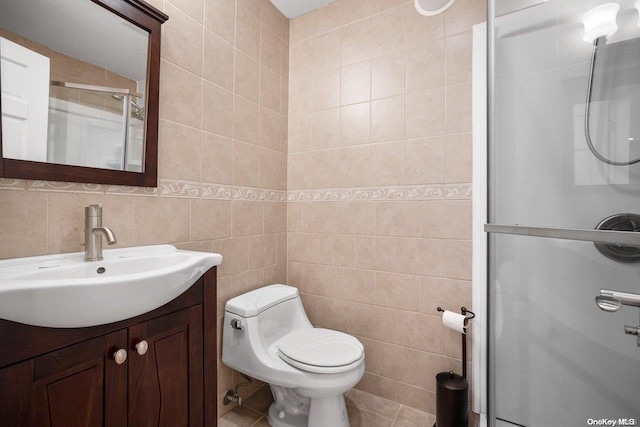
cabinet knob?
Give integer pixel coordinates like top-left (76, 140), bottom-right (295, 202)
top-left (135, 340), bottom-right (149, 356)
top-left (113, 349), bottom-right (127, 365)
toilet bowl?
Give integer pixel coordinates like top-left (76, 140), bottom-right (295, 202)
top-left (222, 284), bottom-right (365, 427)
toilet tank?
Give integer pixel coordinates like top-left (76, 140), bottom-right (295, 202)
top-left (225, 284), bottom-right (312, 349)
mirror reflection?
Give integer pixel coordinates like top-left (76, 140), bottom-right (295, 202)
top-left (0, 0), bottom-right (149, 172)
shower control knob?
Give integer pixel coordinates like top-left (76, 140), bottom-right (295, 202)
top-left (135, 340), bottom-right (149, 355)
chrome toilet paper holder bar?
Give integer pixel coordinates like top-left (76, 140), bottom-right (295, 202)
top-left (436, 307), bottom-right (475, 379)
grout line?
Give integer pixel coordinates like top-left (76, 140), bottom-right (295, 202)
top-left (347, 403), bottom-right (397, 424)
top-left (392, 402), bottom-right (402, 421)
top-left (251, 415), bottom-right (267, 426)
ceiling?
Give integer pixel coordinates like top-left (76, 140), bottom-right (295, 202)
top-left (270, 0), bottom-right (337, 18)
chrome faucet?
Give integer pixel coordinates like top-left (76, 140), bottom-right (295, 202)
top-left (84, 204), bottom-right (117, 261)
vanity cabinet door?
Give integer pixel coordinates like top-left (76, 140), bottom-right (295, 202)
top-left (0, 329), bottom-right (127, 426)
top-left (128, 305), bottom-right (204, 426)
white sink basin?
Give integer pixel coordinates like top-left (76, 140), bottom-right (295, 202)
top-left (0, 245), bottom-right (222, 328)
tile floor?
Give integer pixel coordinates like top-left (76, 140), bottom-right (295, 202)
top-left (219, 386), bottom-right (436, 427)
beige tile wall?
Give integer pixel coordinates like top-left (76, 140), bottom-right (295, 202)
top-left (0, 0), bottom-right (289, 419)
top-left (287, 0), bottom-right (484, 415)
top-left (0, 0), bottom-right (485, 418)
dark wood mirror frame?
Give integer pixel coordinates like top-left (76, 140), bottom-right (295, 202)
top-left (0, 0), bottom-right (168, 187)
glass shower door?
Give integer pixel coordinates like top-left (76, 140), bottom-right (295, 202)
top-left (488, 0), bottom-right (640, 425)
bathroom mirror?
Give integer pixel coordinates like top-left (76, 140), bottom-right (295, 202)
top-left (0, 0), bottom-right (167, 186)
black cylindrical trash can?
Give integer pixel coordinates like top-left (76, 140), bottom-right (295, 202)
top-left (434, 371), bottom-right (468, 427)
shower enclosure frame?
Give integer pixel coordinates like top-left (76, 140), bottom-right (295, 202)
top-left (480, 0), bottom-right (640, 425)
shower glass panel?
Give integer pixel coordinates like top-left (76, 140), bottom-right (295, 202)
top-left (47, 84), bottom-right (144, 171)
top-left (488, 0), bottom-right (640, 425)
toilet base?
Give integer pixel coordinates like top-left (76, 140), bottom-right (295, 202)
top-left (266, 384), bottom-right (351, 427)
top-left (268, 403), bottom-right (308, 427)
top-left (267, 395), bottom-right (350, 427)
top-left (307, 395), bottom-right (349, 427)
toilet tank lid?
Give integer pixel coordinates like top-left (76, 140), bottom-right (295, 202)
top-left (225, 284), bottom-right (299, 317)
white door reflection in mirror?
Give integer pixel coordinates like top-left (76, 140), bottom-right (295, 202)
top-left (0, 37), bottom-right (49, 162)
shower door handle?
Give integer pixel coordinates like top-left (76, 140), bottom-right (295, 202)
top-left (595, 290), bottom-right (640, 348)
top-left (599, 289), bottom-right (640, 310)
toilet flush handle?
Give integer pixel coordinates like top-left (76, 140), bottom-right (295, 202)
top-left (230, 319), bottom-right (244, 330)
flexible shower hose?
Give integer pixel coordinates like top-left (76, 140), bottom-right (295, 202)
top-left (584, 36), bottom-right (640, 166)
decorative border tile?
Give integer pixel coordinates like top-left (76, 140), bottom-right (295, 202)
top-left (201, 184), bottom-right (233, 200)
top-left (405, 186), bottom-right (444, 200)
top-left (6, 178), bottom-right (471, 203)
top-left (0, 178), bottom-right (27, 190)
top-left (6, 177), bottom-right (287, 202)
top-left (27, 180), bottom-right (105, 193)
top-left (200, 183), bottom-right (286, 202)
top-left (445, 184), bottom-right (472, 199)
top-left (159, 179), bottom-right (201, 198)
top-left (234, 187), bottom-right (287, 202)
top-left (288, 184), bottom-right (472, 202)
top-left (105, 185), bottom-right (159, 196)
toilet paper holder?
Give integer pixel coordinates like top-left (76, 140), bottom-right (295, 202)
top-left (436, 306), bottom-right (475, 379)
top-left (436, 306), bottom-right (475, 326)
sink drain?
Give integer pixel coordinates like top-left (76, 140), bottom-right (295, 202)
top-left (594, 213), bottom-right (640, 262)
top-left (97, 267), bottom-right (106, 274)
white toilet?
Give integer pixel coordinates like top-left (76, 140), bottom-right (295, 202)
top-left (222, 284), bottom-right (365, 427)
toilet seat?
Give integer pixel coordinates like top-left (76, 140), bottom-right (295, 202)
top-left (277, 328), bottom-right (364, 374)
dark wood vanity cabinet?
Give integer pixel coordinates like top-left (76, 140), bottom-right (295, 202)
top-left (0, 268), bottom-right (217, 426)
top-left (0, 331), bottom-right (128, 426)
top-left (128, 307), bottom-right (203, 426)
